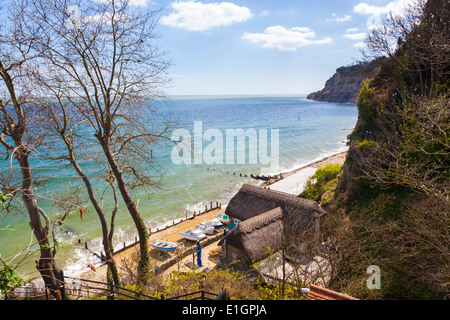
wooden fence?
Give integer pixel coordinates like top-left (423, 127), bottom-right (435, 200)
top-left (61, 273), bottom-right (228, 300)
top-left (68, 200), bottom-right (223, 265)
top-left (3, 273), bottom-right (228, 301)
top-left (3, 201), bottom-right (229, 301)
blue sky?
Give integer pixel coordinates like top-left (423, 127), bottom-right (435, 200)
top-left (1, 0), bottom-right (415, 95)
top-left (0, 0), bottom-right (416, 95)
top-left (83, 0), bottom-right (420, 96)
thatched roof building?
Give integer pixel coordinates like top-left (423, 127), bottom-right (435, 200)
top-left (218, 207), bottom-right (284, 268)
top-left (225, 184), bottom-right (326, 222)
top-left (219, 184), bottom-right (327, 269)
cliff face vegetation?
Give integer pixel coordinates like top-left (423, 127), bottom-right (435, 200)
top-left (307, 58), bottom-right (384, 104)
top-left (322, 0), bottom-right (449, 299)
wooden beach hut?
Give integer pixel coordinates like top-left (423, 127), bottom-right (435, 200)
top-left (225, 184), bottom-right (326, 224)
top-left (219, 184), bottom-right (327, 270)
top-left (218, 208), bottom-right (284, 270)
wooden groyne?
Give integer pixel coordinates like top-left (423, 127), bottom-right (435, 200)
top-left (250, 173), bottom-right (282, 181)
top-left (207, 167), bottom-right (281, 182)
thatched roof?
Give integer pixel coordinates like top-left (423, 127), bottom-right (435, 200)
top-left (219, 207), bottom-right (284, 262)
top-left (225, 184), bottom-right (326, 222)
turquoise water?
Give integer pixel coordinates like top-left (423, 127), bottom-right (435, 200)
top-left (0, 95), bottom-right (357, 277)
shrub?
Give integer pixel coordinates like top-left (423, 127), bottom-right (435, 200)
top-left (357, 79), bottom-right (385, 123)
top-left (300, 163), bottom-right (342, 202)
top-left (164, 268), bottom-right (260, 300)
top-left (0, 264), bottom-right (26, 297)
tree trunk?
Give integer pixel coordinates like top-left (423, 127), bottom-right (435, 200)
top-left (65, 140), bottom-right (121, 286)
top-left (98, 137), bottom-right (151, 284)
top-left (1, 60), bottom-right (62, 298)
top-left (17, 150), bottom-right (62, 298)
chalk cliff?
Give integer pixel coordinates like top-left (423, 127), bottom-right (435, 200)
top-left (307, 58), bottom-right (384, 104)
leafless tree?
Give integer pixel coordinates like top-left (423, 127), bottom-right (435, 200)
top-left (363, 0), bottom-right (450, 96)
top-left (335, 0), bottom-right (449, 298)
top-left (352, 94), bottom-right (449, 203)
top-left (33, 88), bottom-right (122, 286)
top-left (363, 0), bottom-right (425, 60)
top-left (14, 0), bottom-right (172, 283)
top-left (252, 205), bottom-right (331, 299)
top-left (353, 0), bottom-right (450, 204)
top-left (0, 29), bottom-right (62, 297)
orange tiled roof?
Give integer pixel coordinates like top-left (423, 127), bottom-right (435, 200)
top-left (307, 284), bottom-right (359, 300)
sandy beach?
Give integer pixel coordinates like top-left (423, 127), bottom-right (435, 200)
top-left (78, 207), bottom-right (225, 283)
top-left (263, 149), bottom-right (348, 194)
top-left (78, 150), bottom-right (348, 284)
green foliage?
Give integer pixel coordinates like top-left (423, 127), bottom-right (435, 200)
top-left (300, 163), bottom-right (342, 203)
top-left (383, 272), bottom-right (441, 300)
top-left (0, 263), bottom-right (26, 296)
top-left (161, 261), bottom-right (307, 300)
top-left (320, 178), bottom-right (339, 207)
top-left (308, 89), bottom-right (324, 96)
top-left (357, 139), bottom-right (374, 149)
top-left (324, 0), bottom-right (450, 299)
top-left (254, 281), bottom-right (304, 300)
top-left (165, 268), bottom-right (260, 300)
top-left (357, 189), bottom-right (409, 221)
top-left (251, 248), bottom-right (308, 300)
top-left (0, 192), bottom-right (13, 209)
top-left (357, 79), bottom-right (385, 123)
top-left (400, 96), bottom-right (449, 178)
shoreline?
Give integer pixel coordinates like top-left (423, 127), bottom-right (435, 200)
top-left (260, 148), bottom-right (348, 186)
top-left (78, 149), bottom-right (348, 284)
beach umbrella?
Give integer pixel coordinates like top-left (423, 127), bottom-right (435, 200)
top-left (196, 241), bottom-right (202, 267)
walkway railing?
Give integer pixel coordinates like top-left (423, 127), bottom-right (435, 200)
top-left (65, 200), bottom-right (223, 265)
top-left (4, 271), bottom-right (228, 301)
top-left (59, 272), bottom-right (227, 301)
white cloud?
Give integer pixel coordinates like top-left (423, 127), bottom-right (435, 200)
top-left (327, 13), bottom-right (352, 23)
top-left (160, 1), bottom-right (252, 31)
top-left (354, 0), bottom-right (416, 29)
top-left (127, 0), bottom-right (153, 6)
top-left (95, 0), bottom-right (154, 6)
top-left (354, 0), bottom-right (414, 16)
top-left (336, 14), bottom-right (352, 22)
top-left (83, 12), bottom-right (131, 24)
top-left (343, 32), bottom-right (366, 40)
top-left (242, 26), bottom-right (333, 52)
top-left (343, 26), bottom-right (367, 45)
top-left (346, 27), bottom-right (359, 33)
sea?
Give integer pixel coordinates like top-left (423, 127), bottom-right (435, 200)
top-left (0, 95), bottom-right (358, 278)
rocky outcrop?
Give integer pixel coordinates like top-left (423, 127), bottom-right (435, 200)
top-left (307, 58), bottom-right (384, 104)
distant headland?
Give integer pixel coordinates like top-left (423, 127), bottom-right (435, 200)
top-left (307, 57), bottom-right (385, 104)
